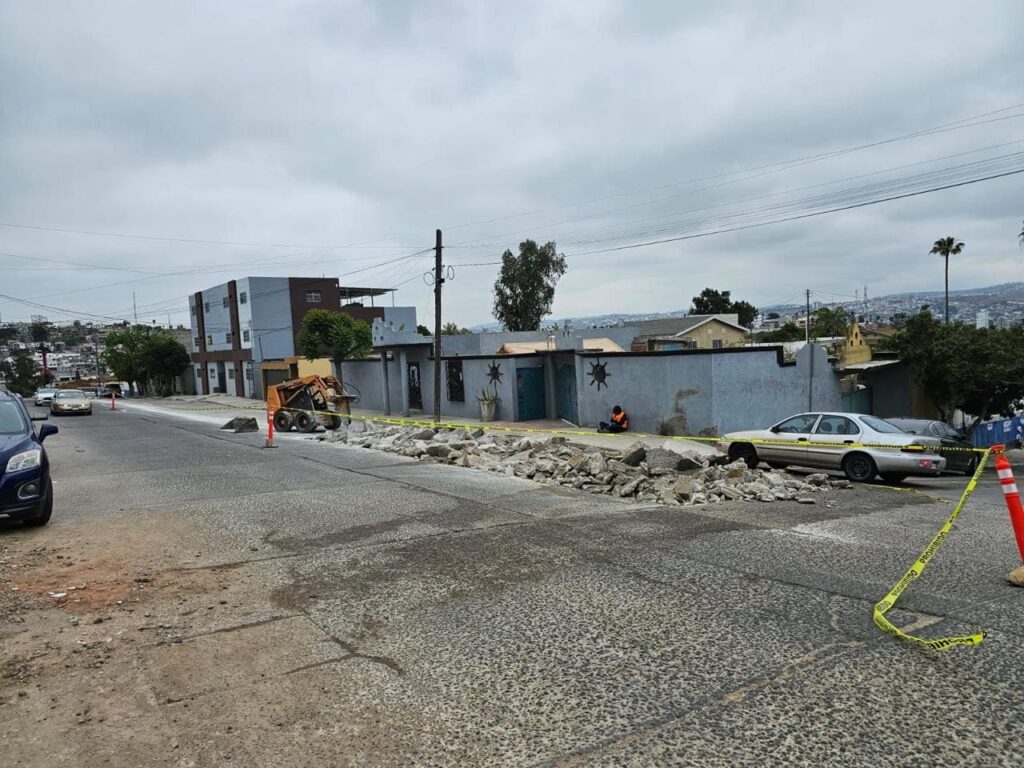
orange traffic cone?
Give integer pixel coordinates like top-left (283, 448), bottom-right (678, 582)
top-left (993, 445), bottom-right (1024, 586)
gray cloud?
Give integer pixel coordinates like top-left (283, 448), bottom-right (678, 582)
top-left (1, 0), bottom-right (1022, 327)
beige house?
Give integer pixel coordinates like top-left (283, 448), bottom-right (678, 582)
top-left (631, 314), bottom-right (750, 351)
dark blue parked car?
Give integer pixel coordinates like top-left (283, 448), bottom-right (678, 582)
top-left (0, 390), bottom-right (57, 526)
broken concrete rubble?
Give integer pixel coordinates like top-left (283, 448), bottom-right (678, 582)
top-left (312, 423), bottom-right (848, 508)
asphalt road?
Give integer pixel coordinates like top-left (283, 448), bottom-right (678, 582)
top-left (3, 401), bottom-right (1024, 766)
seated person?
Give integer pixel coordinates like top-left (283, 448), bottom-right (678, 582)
top-left (599, 405), bottom-right (630, 433)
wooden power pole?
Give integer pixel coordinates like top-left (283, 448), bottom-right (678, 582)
top-left (433, 229), bottom-right (443, 424)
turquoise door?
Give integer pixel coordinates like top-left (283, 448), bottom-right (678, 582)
top-left (516, 367), bottom-right (546, 421)
top-left (555, 364), bottom-right (578, 425)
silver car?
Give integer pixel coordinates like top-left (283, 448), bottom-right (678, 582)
top-left (33, 388), bottom-right (57, 406)
top-left (721, 412), bottom-right (946, 483)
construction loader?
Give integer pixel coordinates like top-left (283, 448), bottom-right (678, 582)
top-left (266, 375), bottom-right (358, 433)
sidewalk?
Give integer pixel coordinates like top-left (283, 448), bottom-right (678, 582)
top-left (129, 396), bottom-right (719, 456)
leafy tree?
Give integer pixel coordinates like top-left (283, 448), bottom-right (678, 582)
top-left (757, 323), bottom-right (804, 342)
top-left (896, 309), bottom-right (1024, 434)
top-left (810, 307), bottom-right (850, 338)
top-left (416, 324), bottom-right (431, 336)
top-left (30, 322), bottom-right (49, 343)
top-left (297, 309), bottom-right (372, 388)
top-left (492, 240), bottom-right (567, 331)
top-left (766, 312), bottom-right (780, 320)
top-left (441, 321), bottom-right (471, 335)
top-left (102, 326), bottom-right (151, 395)
top-left (0, 350), bottom-right (41, 396)
top-left (144, 334), bottom-right (190, 396)
top-left (689, 288), bottom-right (757, 328)
top-left (929, 236), bottom-right (965, 324)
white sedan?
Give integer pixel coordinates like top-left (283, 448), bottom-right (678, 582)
top-left (721, 412), bottom-right (946, 483)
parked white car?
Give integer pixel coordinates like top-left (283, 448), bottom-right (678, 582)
top-left (33, 388), bottom-right (57, 406)
top-left (721, 412), bottom-right (946, 483)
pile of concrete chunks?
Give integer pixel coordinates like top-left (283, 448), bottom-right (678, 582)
top-left (315, 422), bottom-right (852, 506)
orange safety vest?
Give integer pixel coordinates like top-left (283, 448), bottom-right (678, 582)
top-left (612, 410), bottom-right (629, 429)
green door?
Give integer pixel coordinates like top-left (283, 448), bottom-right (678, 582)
top-left (516, 367), bottom-right (546, 421)
top-left (555, 364), bottom-right (578, 425)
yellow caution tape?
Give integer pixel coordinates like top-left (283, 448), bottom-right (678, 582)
top-left (872, 448), bottom-right (992, 650)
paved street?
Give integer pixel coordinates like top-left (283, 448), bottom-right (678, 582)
top-left (3, 402), bottom-right (1024, 766)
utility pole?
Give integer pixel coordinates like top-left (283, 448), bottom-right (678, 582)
top-left (806, 289), bottom-right (814, 410)
top-left (433, 229), bottom-right (443, 424)
top-left (805, 289), bottom-right (811, 343)
top-left (133, 292), bottom-right (138, 324)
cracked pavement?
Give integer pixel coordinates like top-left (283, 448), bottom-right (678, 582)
top-left (2, 402), bottom-right (1024, 766)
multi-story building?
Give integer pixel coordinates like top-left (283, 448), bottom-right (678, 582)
top-left (188, 277), bottom-right (416, 398)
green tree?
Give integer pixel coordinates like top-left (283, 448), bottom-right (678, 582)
top-left (297, 309), bottom-right (372, 388)
top-left (441, 321), bottom-right (471, 335)
top-left (0, 349), bottom-right (42, 396)
top-left (689, 288), bottom-right (758, 328)
top-left (492, 240), bottom-right (567, 331)
top-left (102, 325), bottom-right (151, 395)
top-left (896, 309), bottom-right (1024, 434)
top-left (30, 322), bottom-right (49, 343)
top-left (929, 236), bottom-right (965, 324)
top-left (416, 324), bottom-right (431, 336)
top-left (757, 323), bottom-right (804, 342)
top-left (144, 334), bottom-right (190, 396)
top-left (810, 307), bottom-right (850, 338)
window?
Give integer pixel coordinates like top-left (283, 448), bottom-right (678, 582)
top-left (712, 339), bottom-right (724, 349)
top-left (245, 365), bottom-right (253, 381)
top-left (814, 415), bottom-right (859, 436)
top-left (305, 290), bottom-right (322, 303)
top-left (242, 329), bottom-right (250, 342)
top-left (228, 368), bottom-right (235, 379)
top-left (206, 335), bottom-right (213, 346)
top-left (190, 305), bottom-right (196, 316)
top-left (861, 415), bottom-right (903, 434)
top-left (209, 368), bottom-right (217, 380)
top-left (225, 332), bottom-right (233, 344)
top-left (446, 359), bottom-right (465, 402)
top-left (193, 336), bottom-right (201, 348)
top-left (222, 296), bottom-right (229, 308)
top-left (204, 302), bottom-right (210, 312)
top-left (773, 414), bottom-right (819, 434)
top-left (239, 291), bottom-right (247, 305)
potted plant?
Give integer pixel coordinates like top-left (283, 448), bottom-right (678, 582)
top-left (478, 387), bottom-right (499, 421)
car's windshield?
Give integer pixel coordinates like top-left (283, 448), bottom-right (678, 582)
top-left (861, 415), bottom-right (904, 434)
top-left (0, 400), bottom-right (28, 435)
top-left (57, 391), bottom-right (86, 400)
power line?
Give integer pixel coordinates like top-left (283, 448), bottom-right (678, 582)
top-left (565, 165), bottom-right (1024, 257)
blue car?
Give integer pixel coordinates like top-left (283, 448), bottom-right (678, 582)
top-left (0, 390), bottom-right (58, 526)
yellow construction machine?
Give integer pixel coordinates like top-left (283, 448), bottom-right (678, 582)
top-left (266, 375), bottom-right (357, 433)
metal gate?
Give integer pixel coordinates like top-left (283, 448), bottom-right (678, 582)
top-left (555, 363), bottom-right (578, 425)
top-left (841, 386), bottom-right (873, 414)
top-left (516, 367), bottom-right (546, 421)
top-left (407, 362), bottom-right (423, 410)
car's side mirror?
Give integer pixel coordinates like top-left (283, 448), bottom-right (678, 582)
top-left (770, 426), bottom-right (781, 433)
top-left (30, 414), bottom-right (49, 421)
top-left (39, 424), bottom-right (58, 441)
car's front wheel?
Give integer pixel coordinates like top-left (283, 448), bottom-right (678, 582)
top-left (24, 478), bottom-right (53, 527)
top-left (728, 442), bottom-right (759, 469)
top-left (842, 452), bottom-right (877, 482)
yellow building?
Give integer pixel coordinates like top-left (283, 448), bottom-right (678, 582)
top-left (631, 315), bottom-right (750, 351)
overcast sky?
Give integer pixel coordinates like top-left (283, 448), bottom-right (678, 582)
top-left (1, 1), bottom-right (1022, 328)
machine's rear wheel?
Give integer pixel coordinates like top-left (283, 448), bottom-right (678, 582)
top-left (272, 410), bottom-right (293, 432)
top-left (295, 411), bottom-right (317, 433)
top-left (324, 415), bottom-right (342, 431)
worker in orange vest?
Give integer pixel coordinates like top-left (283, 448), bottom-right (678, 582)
top-left (599, 405), bottom-right (629, 433)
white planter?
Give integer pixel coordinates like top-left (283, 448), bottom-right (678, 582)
top-left (478, 398), bottom-right (498, 421)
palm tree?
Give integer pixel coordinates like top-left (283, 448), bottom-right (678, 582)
top-left (929, 236), bottom-right (965, 324)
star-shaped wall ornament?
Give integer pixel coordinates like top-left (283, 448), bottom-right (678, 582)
top-left (588, 359), bottom-right (609, 390)
top-left (487, 361), bottom-right (503, 385)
